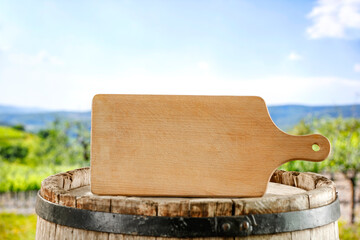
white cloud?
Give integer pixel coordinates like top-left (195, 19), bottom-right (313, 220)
top-left (307, 0), bottom-right (360, 39)
top-left (0, 44), bottom-right (10, 52)
top-left (37, 51), bottom-right (63, 65)
top-left (8, 50), bottom-right (63, 65)
top-left (1, 60), bottom-right (360, 110)
top-left (197, 61), bottom-right (209, 70)
top-left (67, 74), bottom-right (360, 109)
top-left (288, 52), bottom-right (302, 61)
top-left (354, 63), bottom-right (360, 72)
top-left (7, 72), bottom-right (359, 110)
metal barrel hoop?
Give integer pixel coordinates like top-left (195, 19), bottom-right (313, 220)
top-left (35, 192), bottom-right (341, 238)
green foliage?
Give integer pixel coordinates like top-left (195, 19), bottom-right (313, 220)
top-left (0, 161), bottom-right (80, 192)
top-left (0, 126), bottom-right (39, 165)
top-left (0, 145), bottom-right (28, 162)
top-left (0, 120), bottom-right (90, 192)
top-left (339, 220), bottom-right (360, 240)
top-left (0, 213), bottom-right (36, 240)
top-left (11, 124), bottom-right (25, 131)
top-left (34, 120), bottom-right (85, 166)
top-left (0, 126), bottom-right (27, 140)
top-left (281, 117), bottom-right (360, 174)
top-left (0, 120), bottom-right (90, 165)
top-left (73, 121), bottom-right (90, 161)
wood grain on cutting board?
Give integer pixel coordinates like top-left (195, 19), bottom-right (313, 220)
top-left (90, 95), bottom-right (330, 197)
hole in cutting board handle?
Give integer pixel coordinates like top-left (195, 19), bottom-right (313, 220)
top-left (312, 143), bottom-right (320, 152)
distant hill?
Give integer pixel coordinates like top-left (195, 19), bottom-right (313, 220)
top-left (268, 104), bottom-right (360, 130)
top-left (0, 111), bottom-right (91, 131)
top-left (0, 104), bottom-right (359, 131)
top-left (0, 105), bottom-right (47, 114)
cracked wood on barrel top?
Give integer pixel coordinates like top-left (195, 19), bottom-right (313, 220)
top-left (36, 168), bottom-right (339, 240)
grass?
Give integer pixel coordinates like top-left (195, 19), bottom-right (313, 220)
top-left (339, 220), bottom-right (360, 240)
top-left (0, 213), bottom-right (36, 240)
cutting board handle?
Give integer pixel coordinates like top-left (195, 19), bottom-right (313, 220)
top-left (281, 133), bottom-right (331, 163)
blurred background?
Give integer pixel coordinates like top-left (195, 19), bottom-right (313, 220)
top-left (0, 0), bottom-right (360, 239)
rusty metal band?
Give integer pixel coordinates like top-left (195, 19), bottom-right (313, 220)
top-left (35, 192), bottom-right (340, 237)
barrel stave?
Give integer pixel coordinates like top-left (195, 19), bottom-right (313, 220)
top-left (36, 168), bottom-right (339, 240)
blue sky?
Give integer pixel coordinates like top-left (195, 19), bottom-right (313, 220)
top-left (0, 0), bottom-right (360, 110)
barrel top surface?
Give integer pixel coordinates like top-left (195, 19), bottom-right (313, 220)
top-left (40, 167), bottom-right (336, 217)
top-left (67, 182), bottom-right (306, 199)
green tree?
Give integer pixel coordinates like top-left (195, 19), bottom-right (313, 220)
top-left (0, 145), bottom-right (28, 162)
top-left (73, 121), bottom-right (90, 162)
top-left (35, 119), bottom-right (85, 166)
top-left (11, 124), bottom-right (25, 131)
top-left (282, 117), bottom-right (360, 223)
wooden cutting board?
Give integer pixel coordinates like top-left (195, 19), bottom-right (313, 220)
top-left (90, 94), bottom-right (330, 197)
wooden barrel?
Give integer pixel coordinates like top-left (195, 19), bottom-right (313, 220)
top-left (35, 167), bottom-right (340, 240)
